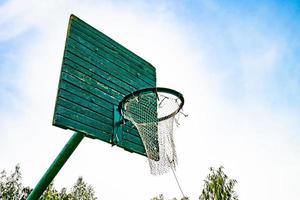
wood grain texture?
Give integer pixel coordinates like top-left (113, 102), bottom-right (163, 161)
top-left (53, 15), bottom-right (156, 156)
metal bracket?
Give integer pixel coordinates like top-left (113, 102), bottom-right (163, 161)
top-left (113, 105), bottom-right (123, 146)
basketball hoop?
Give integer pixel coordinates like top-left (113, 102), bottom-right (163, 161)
top-left (119, 87), bottom-right (184, 175)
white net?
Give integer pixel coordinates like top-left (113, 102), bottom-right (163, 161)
top-left (122, 90), bottom-right (182, 175)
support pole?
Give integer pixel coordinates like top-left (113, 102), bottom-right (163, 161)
top-left (27, 132), bottom-right (84, 200)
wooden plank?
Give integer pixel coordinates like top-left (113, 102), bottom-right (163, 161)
top-left (61, 72), bottom-right (119, 105)
top-left (65, 38), bottom-right (155, 90)
top-left (56, 97), bottom-right (112, 125)
top-left (58, 89), bottom-right (113, 120)
top-left (56, 105), bottom-right (112, 133)
top-left (56, 85), bottom-right (146, 149)
top-left (70, 23), bottom-right (156, 77)
top-left (123, 132), bottom-right (144, 146)
top-left (64, 58), bottom-right (130, 95)
top-left (65, 38), bottom-right (155, 89)
top-left (54, 115), bottom-right (111, 143)
top-left (121, 140), bottom-right (146, 155)
top-left (62, 64), bottom-right (124, 101)
top-left (71, 19), bottom-right (156, 76)
top-left (71, 15), bottom-right (156, 73)
top-left (69, 24), bottom-right (156, 82)
top-left (64, 51), bottom-right (136, 93)
top-left (123, 124), bottom-right (140, 137)
top-left (59, 81), bottom-right (114, 110)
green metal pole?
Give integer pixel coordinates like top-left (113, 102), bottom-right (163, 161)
top-left (27, 132), bottom-right (84, 200)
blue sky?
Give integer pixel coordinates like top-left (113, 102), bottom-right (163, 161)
top-left (182, 0), bottom-right (300, 108)
top-left (1, 0), bottom-right (300, 199)
top-left (1, 1), bottom-right (299, 115)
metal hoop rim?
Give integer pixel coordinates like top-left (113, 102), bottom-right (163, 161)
top-left (119, 87), bottom-right (184, 122)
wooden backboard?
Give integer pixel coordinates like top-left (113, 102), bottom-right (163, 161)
top-left (53, 15), bottom-right (156, 156)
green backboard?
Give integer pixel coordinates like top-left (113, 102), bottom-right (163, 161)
top-left (53, 15), bottom-right (156, 156)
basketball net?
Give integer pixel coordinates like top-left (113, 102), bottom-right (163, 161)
top-left (122, 91), bottom-right (182, 175)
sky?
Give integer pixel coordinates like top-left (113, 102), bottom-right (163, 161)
top-left (0, 0), bottom-right (300, 199)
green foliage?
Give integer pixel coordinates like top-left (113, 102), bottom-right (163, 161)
top-left (59, 187), bottom-right (71, 200)
top-left (199, 166), bottom-right (238, 200)
top-left (40, 183), bottom-right (60, 200)
top-left (2, 164), bottom-right (238, 200)
top-left (0, 164), bottom-right (31, 199)
top-left (151, 194), bottom-right (165, 200)
top-left (0, 165), bottom-right (97, 200)
top-left (69, 177), bottom-right (97, 200)
top-left (151, 194), bottom-right (189, 200)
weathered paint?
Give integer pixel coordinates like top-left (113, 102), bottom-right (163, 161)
top-left (53, 15), bottom-right (156, 156)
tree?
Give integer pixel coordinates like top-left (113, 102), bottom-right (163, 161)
top-left (199, 166), bottom-right (238, 200)
top-left (0, 165), bottom-right (97, 200)
top-left (40, 182), bottom-right (60, 200)
top-left (151, 194), bottom-right (189, 200)
top-left (0, 164), bottom-right (31, 199)
top-left (59, 187), bottom-right (71, 200)
top-left (151, 194), bottom-right (165, 200)
top-left (69, 177), bottom-right (97, 200)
